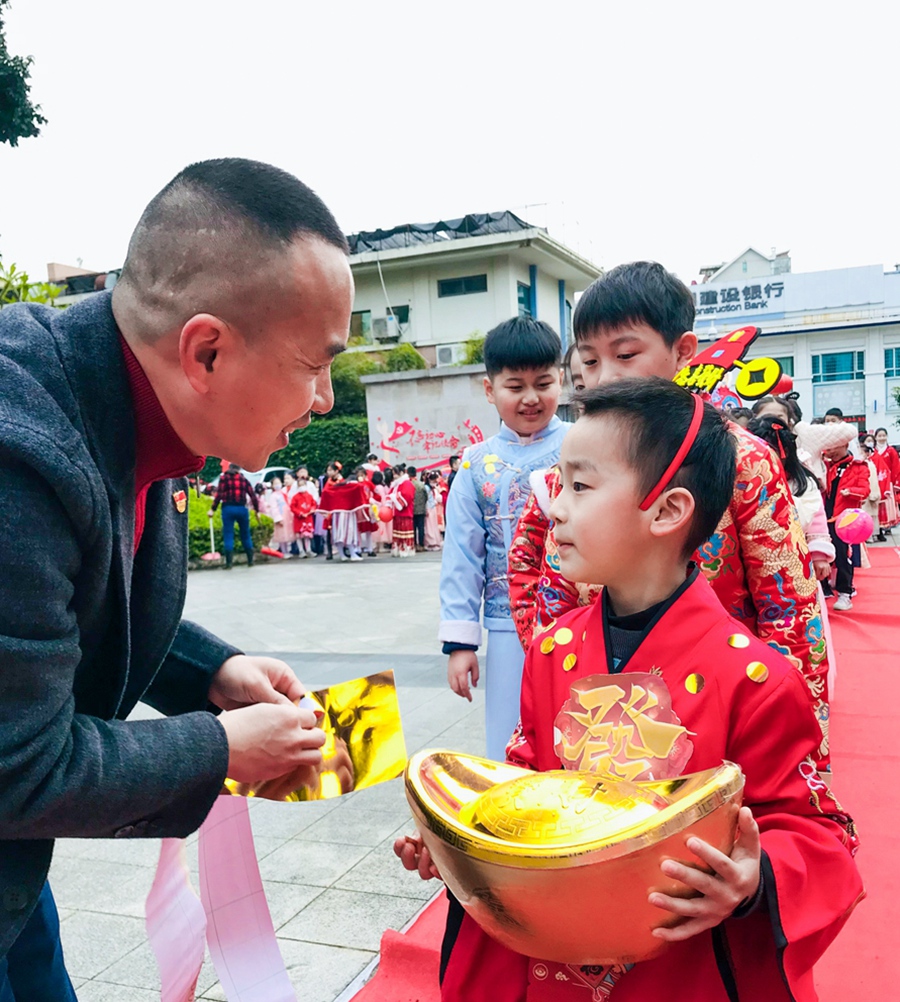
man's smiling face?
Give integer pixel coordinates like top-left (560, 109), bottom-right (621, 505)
top-left (209, 237), bottom-right (353, 470)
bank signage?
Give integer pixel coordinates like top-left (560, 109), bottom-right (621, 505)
top-left (694, 281), bottom-right (785, 317)
top-left (692, 264), bottom-right (885, 323)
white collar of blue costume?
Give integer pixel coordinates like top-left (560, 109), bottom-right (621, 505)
top-left (497, 414), bottom-right (562, 447)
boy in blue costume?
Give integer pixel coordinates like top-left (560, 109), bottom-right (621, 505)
top-left (439, 317), bottom-right (568, 760)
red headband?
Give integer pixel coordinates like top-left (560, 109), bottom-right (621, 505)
top-left (639, 393), bottom-right (705, 511)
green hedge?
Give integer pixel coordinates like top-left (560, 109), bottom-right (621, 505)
top-left (188, 492), bottom-right (273, 561)
top-left (267, 415), bottom-right (371, 476)
top-left (199, 417), bottom-right (372, 485)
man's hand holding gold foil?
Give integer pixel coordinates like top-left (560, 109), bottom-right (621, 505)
top-left (649, 806), bottom-right (762, 942)
top-left (212, 655), bottom-right (326, 786)
top-left (209, 654), bottom-right (306, 710)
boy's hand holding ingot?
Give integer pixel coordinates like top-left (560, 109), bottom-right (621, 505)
top-left (393, 831), bottom-right (441, 881)
top-left (650, 806), bottom-right (762, 942)
top-left (448, 650), bottom-right (479, 701)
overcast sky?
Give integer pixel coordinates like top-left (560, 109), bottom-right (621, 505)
top-left (2, 1), bottom-right (898, 285)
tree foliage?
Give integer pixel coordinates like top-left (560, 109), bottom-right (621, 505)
top-left (460, 333), bottom-right (486, 366)
top-left (0, 1), bottom-right (47, 147)
top-left (268, 416), bottom-right (371, 476)
top-left (893, 386), bottom-right (900, 428)
top-left (0, 257), bottom-right (63, 307)
top-left (200, 416), bottom-right (372, 485)
top-left (327, 351), bottom-right (385, 417)
top-left (385, 343), bottom-right (427, 372)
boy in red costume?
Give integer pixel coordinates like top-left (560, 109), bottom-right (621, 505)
top-left (397, 379), bottom-right (861, 1001)
top-left (509, 263), bottom-right (829, 766)
top-left (823, 441), bottom-right (871, 611)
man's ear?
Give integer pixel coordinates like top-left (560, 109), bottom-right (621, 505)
top-left (648, 486), bottom-right (695, 542)
top-left (674, 331), bottom-right (698, 370)
top-left (179, 314), bottom-right (231, 394)
top-left (483, 375), bottom-right (495, 404)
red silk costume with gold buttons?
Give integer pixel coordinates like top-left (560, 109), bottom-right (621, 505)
top-left (508, 423), bottom-right (830, 765)
top-left (439, 573), bottom-right (861, 1002)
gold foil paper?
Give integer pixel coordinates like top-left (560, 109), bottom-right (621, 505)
top-left (406, 750), bottom-right (744, 965)
top-left (225, 670), bottom-right (407, 801)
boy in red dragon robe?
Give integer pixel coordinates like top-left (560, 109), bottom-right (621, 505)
top-left (397, 378), bottom-right (862, 1001)
top-left (508, 262), bottom-right (829, 767)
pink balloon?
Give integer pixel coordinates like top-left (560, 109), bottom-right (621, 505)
top-left (834, 508), bottom-right (873, 545)
top-left (378, 505), bottom-right (394, 523)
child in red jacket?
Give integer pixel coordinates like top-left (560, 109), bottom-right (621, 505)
top-left (823, 442), bottom-right (871, 610)
top-left (396, 379), bottom-right (861, 1001)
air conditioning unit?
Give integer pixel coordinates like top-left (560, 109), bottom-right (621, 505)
top-left (372, 315), bottom-right (400, 341)
top-left (437, 343), bottom-right (465, 366)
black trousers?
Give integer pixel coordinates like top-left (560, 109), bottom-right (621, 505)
top-left (828, 521), bottom-right (854, 595)
top-left (414, 513), bottom-right (426, 547)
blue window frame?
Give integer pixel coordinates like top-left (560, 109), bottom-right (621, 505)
top-left (812, 351), bottom-right (865, 383)
top-left (885, 347), bottom-right (900, 378)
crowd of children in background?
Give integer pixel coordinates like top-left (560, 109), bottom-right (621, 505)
top-left (731, 395), bottom-right (900, 612)
top-left (249, 453), bottom-right (456, 562)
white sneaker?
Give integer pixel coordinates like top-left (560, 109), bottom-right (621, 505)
top-left (833, 594), bottom-right (853, 611)
top-left (349, 554), bottom-right (363, 562)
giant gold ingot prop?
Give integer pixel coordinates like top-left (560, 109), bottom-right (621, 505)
top-left (406, 751), bottom-right (744, 965)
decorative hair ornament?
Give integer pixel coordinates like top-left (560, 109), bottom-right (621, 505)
top-left (639, 394), bottom-right (705, 512)
top-left (769, 421), bottom-right (788, 460)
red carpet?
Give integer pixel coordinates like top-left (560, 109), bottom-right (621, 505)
top-left (814, 546), bottom-right (900, 999)
top-left (350, 892), bottom-right (446, 1002)
top-left (355, 549), bottom-right (900, 1000)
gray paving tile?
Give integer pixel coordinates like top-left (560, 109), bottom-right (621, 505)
top-left (260, 879), bottom-right (325, 930)
top-left (74, 836), bottom-right (163, 869)
top-left (248, 834), bottom-right (290, 860)
top-left (295, 807), bottom-right (410, 847)
top-left (250, 797), bottom-right (342, 839)
top-left (89, 938), bottom-right (219, 995)
top-left (59, 912), bottom-right (146, 979)
top-left (279, 888), bottom-right (421, 951)
top-left (199, 939), bottom-right (375, 1002)
top-left (50, 858), bottom-right (154, 918)
top-left (334, 835), bottom-right (437, 901)
top-left (339, 775), bottom-right (408, 812)
top-left (77, 984), bottom-right (161, 1002)
top-left (258, 839), bottom-right (370, 887)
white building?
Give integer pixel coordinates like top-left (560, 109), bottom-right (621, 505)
top-left (692, 251), bottom-right (900, 432)
top-left (346, 212), bottom-right (601, 366)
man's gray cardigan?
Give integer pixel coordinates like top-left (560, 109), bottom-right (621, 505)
top-left (0, 292), bottom-right (235, 955)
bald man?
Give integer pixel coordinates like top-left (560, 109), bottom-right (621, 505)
top-left (0, 159), bottom-right (353, 998)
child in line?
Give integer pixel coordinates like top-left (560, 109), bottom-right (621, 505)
top-left (870, 426), bottom-right (900, 537)
top-left (352, 466), bottom-right (376, 557)
top-left (390, 465), bottom-right (416, 557)
top-left (267, 476), bottom-right (295, 557)
top-left (289, 466), bottom-right (318, 557)
top-left (823, 439), bottom-right (871, 610)
top-left (371, 470), bottom-right (392, 551)
top-left (440, 316), bottom-right (569, 761)
top-left (424, 470), bottom-right (444, 550)
top-left (508, 262), bottom-right (829, 767)
top-left (398, 379), bottom-right (861, 1001)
